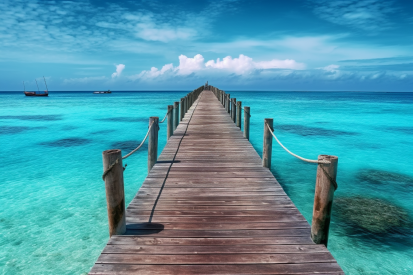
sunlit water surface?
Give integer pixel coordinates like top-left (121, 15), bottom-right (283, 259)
top-left (0, 91), bottom-right (412, 274)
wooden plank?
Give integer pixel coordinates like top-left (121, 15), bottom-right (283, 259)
top-left (90, 263), bottom-right (344, 274)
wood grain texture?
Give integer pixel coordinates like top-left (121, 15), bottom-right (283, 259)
top-left (89, 89), bottom-right (343, 274)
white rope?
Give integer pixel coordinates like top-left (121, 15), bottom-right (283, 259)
top-left (122, 122), bottom-right (154, 160)
top-left (159, 111), bottom-right (169, 123)
top-left (265, 123), bottom-right (330, 164)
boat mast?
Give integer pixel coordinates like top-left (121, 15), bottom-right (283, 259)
top-left (35, 79), bottom-right (40, 92)
top-left (43, 76), bottom-right (49, 92)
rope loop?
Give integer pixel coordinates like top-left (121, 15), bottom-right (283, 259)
top-left (102, 158), bottom-right (118, 180)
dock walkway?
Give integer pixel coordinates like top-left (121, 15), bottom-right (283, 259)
top-left (90, 90), bottom-right (344, 274)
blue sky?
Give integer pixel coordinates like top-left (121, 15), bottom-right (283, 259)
top-left (1, 0), bottom-right (412, 91)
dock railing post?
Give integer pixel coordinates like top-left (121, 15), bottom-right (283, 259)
top-left (102, 149), bottom-right (126, 237)
top-left (148, 116), bottom-right (159, 173)
top-left (184, 96), bottom-right (188, 113)
top-left (231, 98), bottom-right (237, 123)
top-left (167, 105), bottom-right (173, 139)
top-left (263, 118), bottom-right (273, 168)
top-left (174, 101), bottom-right (179, 131)
top-left (180, 98), bottom-right (185, 121)
top-left (244, 106), bottom-right (250, 140)
top-left (236, 101), bottom-right (242, 128)
top-left (311, 155), bottom-right (338, 247)
top-left (227, 94), bottom-right (231, 113)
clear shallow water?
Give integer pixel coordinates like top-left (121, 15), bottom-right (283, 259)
top-left (1, 91), bottom-right (413, 274)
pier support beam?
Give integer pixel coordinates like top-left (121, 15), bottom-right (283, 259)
top-left (311, 155), bottom-right (338, 247)
top-left (148, 116), bottom-right (159, 173)
top-left (180, 98), bottom-right (185, 121)
top-left (263, 118), bottom-right (273, 169)
top-left (173, 102), bottom-right (179, 131)
top-left (102, 149), bottom-right (126, 237)
top-left (231, 98), bottom-right (236, 123)
top-left (236, 101), bottom-right (242, 128)
top-left (167, 105), bottom-right (173, 139)
top-left (244, 106), bottom-right (250, 140)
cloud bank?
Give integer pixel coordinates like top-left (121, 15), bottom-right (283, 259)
top-left (137, 54), bottom-right (305, 79)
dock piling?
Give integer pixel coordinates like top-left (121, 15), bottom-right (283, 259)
top-left (311, 155), bottom-right (338, 247)
top-left (236, 101), bottom-right (242, 128)
top-left (173, 102), bottom-right (179, 131)
top-left (244, 106), bottom-right (250, 140)
top-left (263, 118), bottom-right (273, 169)
top-left (167, 105), bottom-right (173, 139)
top-left (102, 149), bottom-right (126, 237)
top-left (148, 116), bottom-right (159, 172)
top-left (231, 98), bottom-right (237, 122)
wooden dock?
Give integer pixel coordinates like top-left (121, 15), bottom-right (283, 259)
top-left (90, 90), bottom-right (344, 274)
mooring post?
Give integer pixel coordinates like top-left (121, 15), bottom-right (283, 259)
top-left (174, 101), bottom-right (179, 131)
top-left (167, 105), bottom-right (173, 139)
top-left (180, 98), bottom-right (185, 121)
top-left (236, 101), bottom-right (242, 128)
top-left (244, 106), bottom-right (250, 140)
top-left (223, 93), bottom-right (226, 109)
top-left (263, 118), bottom-right (273, 168)
top-left (148, 116), bottom-right (159, 173)
top-left (227, 94), bottom-right (231, 113)
top-left (184, 96), bottom-right (188, 113)
top-left (231, 98), bottom-right (237, 123)
top-left (311, 155), bottom-right (338, 247)
top-left (102, 149), bottom-right (126, 237)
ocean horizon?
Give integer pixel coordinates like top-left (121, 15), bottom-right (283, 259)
top-left (1, 90), bottom-right (413, 274)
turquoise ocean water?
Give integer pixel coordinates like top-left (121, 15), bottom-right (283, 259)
top-left (0, 91), bottom-right (412, 274)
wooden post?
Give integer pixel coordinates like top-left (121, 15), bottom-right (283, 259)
top-left (223, 93), bottom-right (227, 109)
top-left (262, 118), bottom-right (273, 168)
top-left (148, 116), bottom-right (159, 172)
top-left (227, 94), bottom-right (231, 113)
top-left (184, 96), bottom-right (188, 113)
top-left (180, 98), bottom-right (185, 121)
top-left (244, 106), bottom-right (250, 140)
top-left (102, 149), bottom-right (126, 237)
top-left (311, 155), bottom-right (338, 247)
top-left (174, 101), bottom-right (179, 131)
top-left (167, 105), bottom-right (173, 139)
top-left (231, 98), bottom-right (236, 123)
top-left (236, 101), bottom-right (242, 128)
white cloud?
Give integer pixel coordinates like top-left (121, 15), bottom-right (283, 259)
top-left (112, 64), bottom-right (125, 78)
top-left (177, 54), bottom-right (205, 75)
top-left (205, 54), bottom-right (305, 74)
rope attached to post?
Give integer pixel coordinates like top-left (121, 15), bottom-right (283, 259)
top-left (242, 107), bottom-right (251, 117)
top-left (265, 123), bottom-right (328, 164)
top-left (102, 122), bottom-right (155, 180)
top-left (122, 122), bottom-right (154, 160)
top-left (264, 123), bottom-right (337, 190)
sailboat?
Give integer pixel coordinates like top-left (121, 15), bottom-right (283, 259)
top-left (24, 76), bottom-right (49, 97)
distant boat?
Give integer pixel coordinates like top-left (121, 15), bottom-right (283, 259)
top-left (93, 90), bottom-right (111, 94)
top-left (24, 77), bottom-right (49, 97)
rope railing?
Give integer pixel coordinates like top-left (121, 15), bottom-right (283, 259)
top-left (159, 110), bottom-right (170, 123)
top-left (265, 123), bottom-right (329, 164)
top-left (102, 121), bottom-right (155, 180)
top-left (122, 121), bottom-right (154, 160)
top-left (265, 123), bottom-right (337, 190)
